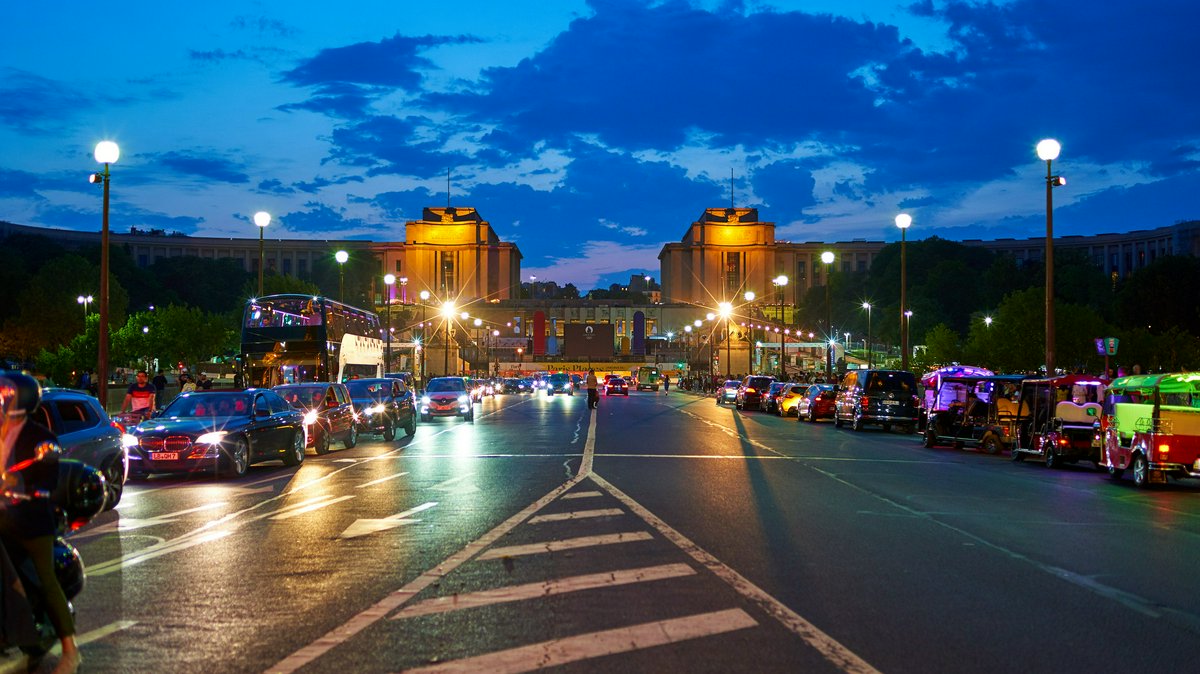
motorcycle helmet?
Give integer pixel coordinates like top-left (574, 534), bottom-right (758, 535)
top-left (0, 370), bottom-right (41, 417)
top-left (53, 540), bottom-right (85, 599)
top-left (52, 459), bottom-right (107, 530)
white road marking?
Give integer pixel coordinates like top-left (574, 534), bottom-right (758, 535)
top-left (89, 529), bottom-right (234, 575)
top-left (477, 531), bottom-right (654, 560)
top-left (333, 458), bottom-right (358, 463)
top-left (265, 477), bottom-right (587, 674)
top-left (590, 473), bottom-right (882, 674)
top-left (75, 501), bottom-right (228, 536)
top-left (527, 508), bottom-right (623, 524)
top-left (431, 474), bottom-right (477, 493)
top-left (559, 490), bottom-right (602, 499)
top-left (50, 619), bottom-right (137, 653)
top-left (404, 608), bottom-right (758, 674)
top-left (356, 471), bottom-right (410, 488)
top-left (268, 495), bottom-right (356, 521)
top-left (337, 501), bottom-right (438, 540)
top-left (579, 406), bottom-right (596, 476)
top-left (393, 563), bottom-right (695, 619)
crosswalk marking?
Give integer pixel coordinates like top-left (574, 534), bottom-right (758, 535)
top-left (477, 531), bottom-right (653, 560)
top-left (392, 563), bottom-right (695, 620)
top-left (559, 490), bottom-right (602, 499)
top-left (527, 508), bottom-right (623, 524)
top-left (404, 608), bottom-right (758, 674)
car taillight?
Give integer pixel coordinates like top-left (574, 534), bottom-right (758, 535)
top-left (746, 388), bottom-right (756, 394)
top-left (1158, 443), bottom-right (1170, 458)
top-left (860, 396), bottom-right (870, 409)
top-left (111, 420), bottom-right (126, 434)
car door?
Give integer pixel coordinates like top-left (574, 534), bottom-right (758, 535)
top-left (250, 392), bottom-right (280, 458)
top-left (392, 380), bottom-right (414, 426)
top-left (331, 385), bottom-right (354, 438)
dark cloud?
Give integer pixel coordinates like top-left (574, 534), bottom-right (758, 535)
top-left (293, 175), bottom-right (364, 194)
top-left (155, 151), bottom-right (251, 184)
top-left (0, 168), bottom-right (48, 200)
top-left (258, 179), bottom-right (295, 195)
top-left (282, 33), bottom-right (480, 89)
top-left (278, 202), bottom-right (370, 232)
top-left (327, 115), bottom-right (476, 176)
top-left (189, 49), bottom-right (256, 63)
top-left (277, 82), bottom-right (377, 117)
top-left (0, 68), bottom-right (91, 134)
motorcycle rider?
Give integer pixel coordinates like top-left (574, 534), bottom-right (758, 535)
top-left (0, 372), bottom-right (81, 674)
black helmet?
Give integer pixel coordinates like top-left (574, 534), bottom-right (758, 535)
top-left (53, 459), bottom-right (107, 530)
top-left (53, 540), bottom-right (85, 599)
top-left (0, 370), bottom-right (41, 416)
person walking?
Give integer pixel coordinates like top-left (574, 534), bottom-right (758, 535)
top-left (662, 374), bottom-right (670, 393)
top-left (151, 370), bottom-right (168, 409)
top-left (585, 369), bottom-right (599, 410)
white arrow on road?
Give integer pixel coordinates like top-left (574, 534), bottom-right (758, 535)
top-left (431, 474), bottom-right (479, 494)
top-left (337, 501), bottom-right (438, 540)
top-left (80, 501), bottom-right (229, 536)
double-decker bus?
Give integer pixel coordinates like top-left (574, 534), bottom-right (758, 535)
top-left (636, 365), bottom-right (661, 391)
top-left (241, 294), bottom-right (384, 387)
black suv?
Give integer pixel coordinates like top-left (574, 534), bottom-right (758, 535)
top-left (834, 369), bottom-right (919, 433)
top-left (346, 378), bottom-right (416, 441)
top-left (735, 376), bottom-right (776, 411)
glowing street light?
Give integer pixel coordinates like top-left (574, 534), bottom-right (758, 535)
top-left (441, 301), bottom-right (456, 375)
top-left (773, 275), bottom-right (788, 378)
top-left (821, 251), bottom-right (835, 377)
top-left (334, 250), bottom-right (349, 302)
top-left (77, 294), bottom-right (93, 323)
top-left (418, 290), bottom-right (431, 384)
top-left (1037, 138), bottom-right (1066, 374)
top-left (384, 274), bottom-right (395, 372)
top-left (90, 140), bottom-right (119, 408)
top-left (895, 213), bottom-right (912, 371)
top-left (862, 302), bottom-right (872, 368)
top-left (253, 211), bottom-right (271, 296)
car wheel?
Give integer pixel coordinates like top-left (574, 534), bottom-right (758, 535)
top-left (314, 429), bottom-right (331, 455)
top-left (343, 424), bottom-right (358, 449)
top-left (1043, 441), bottom-right (1058, 468)
top-left (282, 431), bottom-right (305, 467)
top-left (465, 409), bottom-right (475, 423)
top-left (982, 434), bottom-right (1002, 456)
top-left (101, 457), bottom-right (125, 510)
top-left (852, 415), bottom-right (864, 432)
top-left (834, 411), bottom-right (844, 428)
top-left (223, 437), bottom-right (249, 478)
top-left (420, 413), bottom-right (431, 423)
top-left (405, 416), bottom-right (416, 437)
top-left (807, 408), bottom-right (816, 423)
top-left (1132, 453), bottom-right (1150, 488)
top-left (382, 421), bottom-right (396, 442)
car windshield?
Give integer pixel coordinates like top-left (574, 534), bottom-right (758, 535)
top-left (723, 381), bottom-right (739, 388)
top-left (163, 393), bottom-right (250, 417)
top-left (275, 386), bottom-right (327, 408)
top-left (347, 381), bottom-right (389, 400)
top-left (427, 379), bottom-right (466, 393)
top-left (550, 374), bottom-right (569, 384)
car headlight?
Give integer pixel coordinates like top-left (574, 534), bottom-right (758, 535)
top-left (365, 404), bottom-right (383, 416)
top-left (421, 396), bottom-right (431, 405)
top-left (195, 431), bottom-right (228, 445)
top-left (458, 394), bottom-right (469, 404)
top-left (121, 433), bottom-right (139, 449)
top-left (304, 410), bottom-right (318, 426)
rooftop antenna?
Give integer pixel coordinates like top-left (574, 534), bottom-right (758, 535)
top-left (447, 168), bottom-right (451, 208)
top-left (730, 168), bottom-right (735, 209)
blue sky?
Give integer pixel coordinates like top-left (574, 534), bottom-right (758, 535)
top-left (4, 0), bottom-right (1199, 289)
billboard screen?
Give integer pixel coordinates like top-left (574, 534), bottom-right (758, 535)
top-left (563, 323), bottom-right (615, 360)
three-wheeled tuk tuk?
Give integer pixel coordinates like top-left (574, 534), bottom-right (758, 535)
top-left (923, 374), bottom-right (1027, 454)
top-left (919, 365), bottom-right (994, 431)
top-left (1010, 374), bottom-right (1107, 468)
top-left (1101, 373), bottom-right (1200, 487)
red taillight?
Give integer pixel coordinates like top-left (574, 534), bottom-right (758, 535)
top-left (1059, 438), bottom-right (1069, 446)
top-left (1158, 443), bottom-right (1170, 458)
top-left (860, 396), bottom-right (870, 409)
top-left (111, 420), bottom-right (126, 434)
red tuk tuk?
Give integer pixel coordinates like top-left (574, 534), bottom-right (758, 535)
top-left (1101, 373), bottom-right (1200, 487)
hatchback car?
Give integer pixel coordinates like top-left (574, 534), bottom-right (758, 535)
top-left (716, 380), bottom-right (740, 405)
top-left (420, 377), bottom-right (475, 422)
top-left (604, 374), bottom-right (629, 396)
top-left (546, 372), bottom-right (574, 396)
top-left (274, 382), bottom-right (358, 454)
top-left (346, 378), bottom-right (416, 441)
top-left (33, 388), bottom-right (127, 509)
top-left (125, 389), bottom-right (306, 478)
top-left (797, 384), bottom-right (836, 422)
top-left (834, 369), bottom-right (919, 432)
top-left (776, 384), bottom-right (806, 417)
top-left (735, 376), bottom-right (776, 411)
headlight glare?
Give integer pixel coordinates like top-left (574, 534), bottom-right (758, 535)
top-left (195, 431), bottom-right (228, 445)
top-left (304, 410), bottom-right (318, 426)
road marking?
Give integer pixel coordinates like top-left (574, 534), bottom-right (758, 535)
top-left (76, 501), bottom-right (228, 536)
top-left (579, 406), bottom-right (596, 476)
top-left (590, 473), bottom-right (882, 674)
top-left (405, 608), bottom-right (758, 674)
top-left (338, 501), bottom-right (438, 540)
top-left (431, 474), bottom-right (478, 493)
top-left (477, 531), bottom-right (654, 560)
top-left (559, 490), bottom-right (602, 499)
top-left (269, 495), bottom-right (356, 521)
top-left (393, 563), bottom-right (695, 620)
top-left (356, 471), bottom-right (410, 488)
top-left (266, 477), bottom-right (587, 674)
top-left (89, 529), bottom-right (234, 576)
top-left (333, 458), bottom-right (358, 463)
top-left (50, 619), bottom-right (138, 653)
top-left (527, 508), bottom-right (623, 524)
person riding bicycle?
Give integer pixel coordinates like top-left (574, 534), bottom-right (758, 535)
top-left (120, 370), bottom-right (157, 421)
top-left (0, 372), bottom-right (81, 673)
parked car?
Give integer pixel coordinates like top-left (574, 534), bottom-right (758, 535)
top-left (124, 389), bottom-right (306, 478)
top-left (274, 382), bottom-right (358, 454)
top-left (32, 388), bottom-right (127, 509)
top-left (834, 369), bottom-right (919, 433)
top-left (604, 374), bottom-right (629, 396)
top-left (346, 378), bottom-right (417, 441)
top-left (716, 380), bottom-right (740, 405)
top-left (546, 372), bottom-right (574, 396)
top-left (763, 382), bottom-right (790, 414)
top-left (735, 376), bottom-right (776, 411)
top-left (797, 384), bottom-right (836, 422)
top-left (776, 384), bottom-right (805, 417)
top-left (420, 377), bottom-right (475, 422)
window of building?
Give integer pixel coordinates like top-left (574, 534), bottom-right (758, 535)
top-left (283, 259), bottom-right (292, 275)
top-left (395, 259), bottom-right (403, 273)
top-left (795, 261), bottom-right (807, 287)
top-left (439, 252), bottom-right (457, 293)
top-left (723, 252), bottom-right (741, 297)
top-left (298, 259), bottom-right (308, 277)
top-left (137, 254), bottom-right (148, 267)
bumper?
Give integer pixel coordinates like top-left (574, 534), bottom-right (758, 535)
top-left (129, 446), bottom-right (221, 473)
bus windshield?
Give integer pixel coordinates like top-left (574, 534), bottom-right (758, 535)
top-left (245, 297), bottom-right (323, 328)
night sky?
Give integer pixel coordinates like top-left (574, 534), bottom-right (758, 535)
top-left (4, 1), bottom-right (1198, 289)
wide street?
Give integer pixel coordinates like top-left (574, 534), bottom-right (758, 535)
top-left (26, 387), bottom-right (1200, 673)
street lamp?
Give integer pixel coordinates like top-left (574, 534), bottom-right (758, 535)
top-left (419, 290), bottom-right (430, 384)
top-left (441, 301), bottom-right (456, 375)
top-left (90, 140), bottom-right (119, 409)
top-left (719, 301), bottom-right (733, 378)
top-left (895, 213), bottom-right (912, 371)
top-left (253, 211), bottom-right (271, 296)
top-left (383, 274), bottom-right (395, 374)
top-left (474, 317), bottom-right (483, 377)
top-left (334, 250), bottom-right (349, 302)
top-left (773, 275), bottom-right (788, 378)
top-left (1037, 138), bottom-right (1066, 375)
top-left (77, 295), bottom-right (93, 323)
top-left (399, 276), bottom-right (408, 304)
top-left (490, 329), bottom-right (499, 377)
top-left (904, 310), bottom-right (913, 363)
top-left (821, 251), bottom-right (835, 377)
top-left (984, 316), bottom-right (993, 328)
top-left (862, 302), bottom-right (872, 368)
top-left (530, 274), bottom-right (537, 300)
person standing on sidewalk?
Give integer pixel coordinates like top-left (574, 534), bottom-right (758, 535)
top-left (585, 369), bottom-right (599, 410)
top-left (662, 374), bottom-right (670, 393)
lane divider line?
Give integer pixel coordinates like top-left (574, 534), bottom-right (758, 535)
top-left (391, 563), bottom-right (696, 620)
top-left (268, 495), bottom-right (356, 521)
top-left (477, 531), bottom-right (654, 560)
top-left (404, 608), bottom-right (758, 674)
top-left (356, 471), bottom-right (410, 488)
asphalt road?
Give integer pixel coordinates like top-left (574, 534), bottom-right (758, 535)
top-left (12, 387), bottom-right (1200, 673)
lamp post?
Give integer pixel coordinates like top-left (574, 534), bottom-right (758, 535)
top-left (684, 325), bottom-right (693, 370)
top-left (419, 290), bottom-right (430, 384)
top-left (1037, 138), bottom-right (1066, 375)
top-left (904, 310), bottom-right (913, 364)
top-left (490, 329), bottom-right (499, 376)
top-left (253, 211), bottom-right (271, 296)
top-left (530, 274), bottom-right (537, 300)
top-left (895, 213), bottom-right (912, 371)
top-left (399, 276), bottom-right (408, 304)
top-left (821, 251), bottom-right (835, 377)
top-left (719, 301), bottom-right (733, 378)
top-left (335, 250), bottom-right (349, 302)
top-left (773, 275), bottom-right (788, 378)
top-left (441, 301), bottom-right (456, 375)
top-left (77, 295), bottom-right (93, 323)
top-left (862, 302), bottom-right (872, 368)
top-left (90, 141), bottom-right (119, 409)
top-left (474, 318), bottom-right (483, 376)
top-left (383, 274), bottom-right (395, 373)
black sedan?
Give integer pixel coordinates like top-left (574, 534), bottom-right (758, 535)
top-left (124, 389), bottom-right (306, 479)
top-left (346, 378), bottom-right (416, 440)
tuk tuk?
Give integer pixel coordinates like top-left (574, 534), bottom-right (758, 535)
top-left (923, 374), bottom-right (1027, 454)
top-left (919, 365), bottom-right (994, 431)
top-left (1101, 373), bottom-right (1200, 488)
top-left (1010, 375), bottom-right (1107, 468)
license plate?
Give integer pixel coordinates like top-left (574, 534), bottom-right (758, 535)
top-left (1193, 459), bottom-right (1200, 471)
top-left (150, 452), bottom-right (179, 461)
top-left (882, 400), bottom-right (898, 406)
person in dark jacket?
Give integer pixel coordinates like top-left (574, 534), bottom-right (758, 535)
top-left (0, 372), bottom-right (80, 673)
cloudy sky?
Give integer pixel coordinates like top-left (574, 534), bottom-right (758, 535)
top-left (4, 0), bottom-right (1198, 289)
